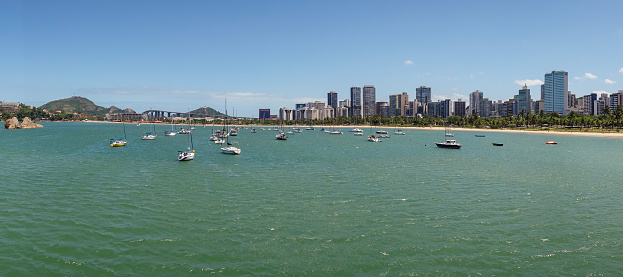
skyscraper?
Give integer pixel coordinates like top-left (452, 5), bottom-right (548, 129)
top-left (517, 84), bottom-right (531, 114)
top-left (327, 91), bottom-right (338, 109)
top-left (469, 90), bottom-right (483, 115)
top-left (389, 93), bottom-right (408, 117)
top-left (350, 87), bottom-right (361, 117)
top-left (327, 91), bottom-right (338, 117)
top-left (363, 85), bottom-right (376, 117)
top-left (454, 100), bottom-right (466, 117)
top-left (544, 70), bottom-right (568, 114)
top-left (416, 86), bottom-right (431, 105)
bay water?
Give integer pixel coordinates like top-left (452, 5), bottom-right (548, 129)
top-left (1, 122), bottom-right (622, 275)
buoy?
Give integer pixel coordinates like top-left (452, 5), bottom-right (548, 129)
top-left (546, 141), bottom-right (557, 145)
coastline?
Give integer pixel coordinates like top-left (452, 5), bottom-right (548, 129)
top-left (68, 120), bottom-right (623, 139)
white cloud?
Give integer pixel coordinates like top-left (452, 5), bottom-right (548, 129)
top-left (575, 73), bottom-right (598, 80)
top-left (605, 79), bottom-right (616, 84)
top-left (592, 90), bottom-right (609, 95)
top-left (404, 60), bottom-right (414, 65)
top-left (619, 68), bottom-right (623, 74)
top-left (514, 79), bottom-right (544, 87)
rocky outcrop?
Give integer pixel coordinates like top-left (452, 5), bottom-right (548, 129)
top-left (3, 117), bottom-right (43, 129)
top-left (4, 117), bottom-right (19, 129)
top-left (20, 117), bottom-right (43, 129)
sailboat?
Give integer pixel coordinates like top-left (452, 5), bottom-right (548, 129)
top-left (178, 115), bottom-right (195, 161)
top-left (110, 119), bottom-right (127, 147)
top-left (275, 122), bottom-right (287, 140)
top-left (165, 119), bottom-right (177, 136)
top-left (221, 100), bottom-right (241, 155)
top-left (142, 122), bottom-right (157, 140)
top-left (393, 119), bottom-right (406, 135)
top-left (435, 122), bottom-right (461, 149)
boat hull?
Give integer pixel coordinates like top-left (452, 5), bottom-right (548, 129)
top-left (110, 140), bottom-right (126, 147)
top-left (221, 146), bottom-right (241, 155)
top-left (435, 142), bottom-right (461, 149)
top-left (178, 151), bottom-right (195, 161)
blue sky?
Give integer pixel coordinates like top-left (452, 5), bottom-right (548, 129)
top-left (2, 0), bottom-right (622, 116)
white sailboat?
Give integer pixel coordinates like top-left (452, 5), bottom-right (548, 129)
top-left (178, 115), bottom-right (195, 161)
top-left (142, 123), bottom-right (157, 140)
top-left (165, 119), bottom-right (177, 136)
top-left (221, 100), bottom-right (241, 155)
top-left (110, 119), bottom-right (127, 147)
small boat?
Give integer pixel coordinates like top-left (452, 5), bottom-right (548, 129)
top-left (220, 100), bottom-right (242, 155)
top-left (546, 141), bottom-right (557, 145)
top-left (350, 128), bottom-right (363, 132)
top-left (435, 124), bottom-right (461, 149)
top-left (435, 139), bottom-right (461, 149)
top-left (276, 132), bottom-right (287, 140)
top-left (110, 138), bottom-right (126, 147)
top-left (110, 120), bottom-right (127, 147)
top-left (367, 135), bottom-right (379, 142)
top-left (394, 130), bottom-right (406, 135)
top-left (251, 128), bottom-right (257, 133)
top-left (329, 130), bottom-right (343, 134)
top-left (165, 121), bottom-right (177, 136)
top-left (475, 135), bottom-right (485, 137)
top-left (492, 143), bottom-right (503, 146)
top-left (376, 130), bottom-right (388, 134)
top-left (178, 128), bottom-right (192, 134)
top-left (354, 132), bottom-right (364, 136)
top-left (142, 123), bottom-right (157, 140)
top-left (378, 134), bottom-right (390, 138)
top-left (178, 113), bottom-right (195, 161)
top-left (306, 126), bottom-right (315, 130)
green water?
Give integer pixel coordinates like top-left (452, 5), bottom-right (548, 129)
top-left (1, 122), bottom-right (622, 276)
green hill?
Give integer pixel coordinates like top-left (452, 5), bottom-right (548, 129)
top-left (39, 96), bottom-right (118, 117)
top-left (189, 106), bottom-right (226, 118)
top-left (39, 96), bottom-right (225, 118)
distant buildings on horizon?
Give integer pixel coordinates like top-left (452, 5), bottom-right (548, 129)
top-left (257, 70), bottom-right (622, 121)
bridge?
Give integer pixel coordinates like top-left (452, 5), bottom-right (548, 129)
top-left (142, 110), bottom-right (226, 120)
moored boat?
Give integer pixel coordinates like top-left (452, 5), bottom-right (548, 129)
top-left (435, 139), bottom-right (462, 149)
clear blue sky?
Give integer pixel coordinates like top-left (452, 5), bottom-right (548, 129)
top-left (2, 0), bottom-right (622, 116)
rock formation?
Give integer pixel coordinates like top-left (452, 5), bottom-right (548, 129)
top-left (4, 117), bottom-right (19, 129)
top-left (3, 117), bottom-right (43, 129)
top-left (20, 117), bottom-right (43, 129)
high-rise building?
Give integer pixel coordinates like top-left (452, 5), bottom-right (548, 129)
top-left (350, 87), bottom-right (362, 117)
top-left (327, 91), bottom-right (338, 118)
top-left (389, 93), bottom-right (408, 117)
top-left (469, 90), bottom-right (483, 115)
top-left (440, 99), bottom-right (452, 118)
top-left (543, 70), bottom-right (568, 115)
top-left (259, 109), bottom-right (270, 120)
top-left (279, 107), bottom-right (294, 121)
top-left (363, 85), bottom-right (376, 117)
top-left (610, 91), bottom-right (623, 110)
top-left (453, 100), bottom-right (466, 117)
top-left (416, 86), bottom-right (431, 105)
top-left (375, 101), bottom-right (389, 117)
top-left (518, 84), bottom-right (531, 114)
top-left (327, 91), bottom-right (338, 109)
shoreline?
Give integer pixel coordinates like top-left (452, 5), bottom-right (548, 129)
top-left (61, 120), bottom-right (623, 139)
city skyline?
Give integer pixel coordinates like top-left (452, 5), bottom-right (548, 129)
top-left (2, 0), bottom-right (622, 116)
